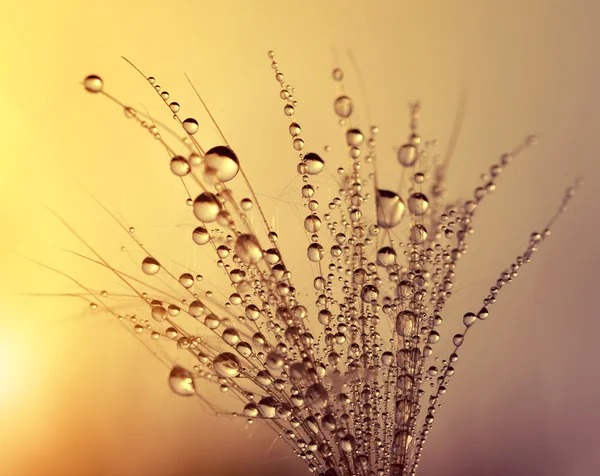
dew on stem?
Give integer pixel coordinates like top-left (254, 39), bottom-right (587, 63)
top-left (69, 52), bottom-right (583, 476)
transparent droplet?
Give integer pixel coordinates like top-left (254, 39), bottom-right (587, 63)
top-left (397, 144), bottom-right (418, 166)
top-left (377, 246), bottom-right (396, 266)
top-left (409, 224), bottom-right (428, 244)
top-left (192, 226), bottom-right (210, 245)
top-left (307, 243), bottom-right (325, 262)
top-left (83, 75), bottom-right (103, 93)
top-left (407, 192), bottom-right (429, 216)
top-left (170, 156), bottom-right (190, 176)
top-left (235, 234), bottom-right (263, 265)
top-left (346, 128), bottom-right (364, 146)
top-left (204, 146), bottom-right (240, 182)
top-left (396, 310), bottom-right (416, 337)
top-left (179, 273), bottom-right (194, 288)
top-left (213, 352), bottom-right (241, 378)
top-left (304, 215), bottom-right (321, 233)
top-left (463, 312), bottom-right (477, 327)
top-left (304, 153), bottom-right (325, 175)
top-left (141, 257), bottom-right (160, 275)
top-left (182, 118), bottom-right (199, 135)
top-left (334, 96), bottom-right (353, 118)
top-left (168, 366), bottom-right (195, 397)
top-left (193, 192), bottom-right (221, 222)
top-left (376, 190), bottom-right (405, 229)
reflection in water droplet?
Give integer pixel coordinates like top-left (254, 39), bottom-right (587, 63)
top-left (193, 192), bottom-right (221, 222)
top-left (376, 190), bottom-right (405, 228)
top-left (168, 366), bottom-right (195, 396)
top-left (141, 257), bottom-right (160, 275)
top-left (334, 96), bottom-right (353, 118)
top-left (182, 118), bottom-right (199, 135)
top-left (204, 146), bottom-right (240, 182)
top-left (235, 234), bottom-right (263, 265)
top-left (213, 352), bottom-right (241, 378)
top-left (304, 153), bottom-right (325, 175)
top-left (83, 75), bottom-right (103, 93)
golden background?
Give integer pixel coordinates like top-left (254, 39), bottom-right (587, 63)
top-left (1, 0), bottom-right (599, 475)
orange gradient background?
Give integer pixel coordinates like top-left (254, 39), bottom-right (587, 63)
top-left (1, 1), bottom-right (599, 475)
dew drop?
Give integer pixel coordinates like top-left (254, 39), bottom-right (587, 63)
top-left (376, 190), bottom-right (405, 229)
top-left (170, 156), bottom-right (190, 176)
top-left (409, 224), bottom-right (428, 244)
top-left (397, 144), bottom-right (418, 166)
top-left (83, 75), bottom-right (103, 93)
top-left (407, 192), bottom-right (429, 216)
top-left (213, 352), bottom-right (241, 378)
top-left (204, 146), bottom-right (240, 182)
top-left (168, 366), bottom-right (195, 397)
top-left (192, 226), bottom-right (210, 245)
top-left (463, 312), bottom-right (477, 327)
top-left (182, 118), bottom-right (199, 135)
top-left (235, 234), bottom-right (263, 265)
top-left (141, 257), bottom-right (160, 275)
top-left (193, 192), bottom-right (221, 222)
top-left (307, 243), bottom-right (325, 262)
top-left (304, 215), bottom-right (321, 233)
top-left (334, 96), bottom-right (353, 118)
top-left (304, 153), bottom-right (325, 175)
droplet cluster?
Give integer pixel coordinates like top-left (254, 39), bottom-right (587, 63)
top-left (79, 56), bottom-right (580, 476)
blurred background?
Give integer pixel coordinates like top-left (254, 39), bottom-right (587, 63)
top-left (1, 0), bottom-right (599, 475)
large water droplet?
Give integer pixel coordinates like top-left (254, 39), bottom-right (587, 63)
top-left (168, 366), bottom-right (195, 396)
top-left (235, 234), bottom-right (263, 265)
top-left (304, 153), bottom-right (324, 175)
top-left (407, 192), bottom-right (429, 216)
top-left (213, 352), bottom-right (241, 378)
top-left (83, 75), bottom-right (103, 93)
top-left (204, 146), bottom-right (240, 182)
top-left (334, 96), bottom-right (353, 118)
top-left (307, 243), bottom-right (325, 262)
top-left (192, 226), bottom-right (210, 245)
top-left (193, 192), bottom-right (221, 222)
top-left (182, 118), bottom-right (199, 135)
top-left (396, 310), bottom-right (416, 337)
top-left (397, 144), bottom-right (418, 166)
top-left (170, 156), bottom-right (190, 176)
top-left (141, 257), bottom-right (160, 275)
top-left (376, 190), bottom-right (405, 229)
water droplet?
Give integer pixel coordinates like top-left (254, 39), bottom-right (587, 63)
top-left (397, 144), bottom-right (418, 166)
top-left (182, 118), bottom-right (199, 135)
top-left (304, 215), bottom-right (321, 233)
top-left (83, 75), bottom-right (103, 93)
top-left (463, 312), bottom-right (477, 327)
top-left (377, 246), bottom-right (397, 266)
top-left (192, 226), bottom-right (210, 245)
top-left (334, 96), bottom-right (353, 118)
top-left (409, 224), bottom-right (428, 244)
top-left (170, 156), bottom-right (190, 176)
top-left (213, 352), bottom-right (241, 378)
top-left (193, 192), bottom-right (221, 222)
top-left (179, 273), bottom-right (194, 288)
top-left (168, 366), bottom-right (195, 396)
top-left (235, 234), bottom-right (263, 265)
top-left (142, 257), bottom-right (160, 275)
top-left (204, 146), bottom-right (240, 182)
top-left (407, 192), bottom-right (429, 216)
top-left (346, 129), bottom-right (364, 146)
top-left (396, 311), bottom-right (416, 337)
top-left (307, 243), bottom-right (325, 262)
top-left (240, 198), bottom-right (253, 210)
top-left (304, 153), bottom-right (324, 175)
top-left (376, 190), bottom-right (405, 228)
